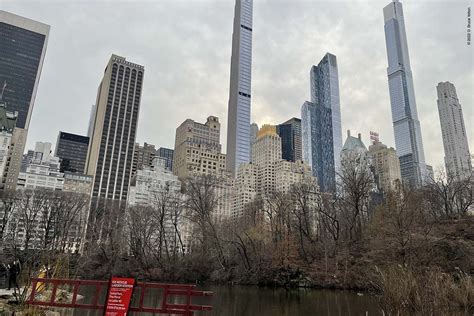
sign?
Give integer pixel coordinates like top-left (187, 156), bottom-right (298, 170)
top-left (104, 277), bottom-right (135, 316)
top-left (370, 131), bottom-right (379, 144)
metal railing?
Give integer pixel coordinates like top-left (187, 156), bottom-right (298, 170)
top-left (27, 278), bottom-right (213, 315)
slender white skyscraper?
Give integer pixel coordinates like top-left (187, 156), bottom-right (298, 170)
top-left (437, 82), bottom-right (471, 180)
top-left (383, 0), bottom-right (427, 188)
top-left (227, 0), bottom-right (253, 176)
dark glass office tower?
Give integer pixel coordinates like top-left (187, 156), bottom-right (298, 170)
top-left (0, 11), bottom-right (49, 129)
top-left (277, 118), bottom-right (302, 163)
top-left (55, 131), bottom-right (89, 173)
top-left (301, 101), bottom-right (335, 192)
top-left (156, 147), bottom-right (174, 171)
top-left (301, 53), bottom-right (341, 193)
top-left (0, 11), bottom-right (49, 190)
top-left (85, 55), bottom-right (144, 202)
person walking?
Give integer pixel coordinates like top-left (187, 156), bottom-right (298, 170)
top-left (7, 260), bottom-right (20, 291)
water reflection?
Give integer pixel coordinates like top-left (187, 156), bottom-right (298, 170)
top-left (51, 285), bottom-right (382, 316)
top-left (194, 285), bottom-right (381, 316)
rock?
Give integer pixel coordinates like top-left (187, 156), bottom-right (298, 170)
top-left (45, 311), bottom-right (61, 316)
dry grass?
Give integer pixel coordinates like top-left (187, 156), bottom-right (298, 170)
top-left (373, 265), bottom-right (473, 315)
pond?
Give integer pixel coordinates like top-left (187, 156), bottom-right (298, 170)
top-left (62, 284), bottom-right (382, 316)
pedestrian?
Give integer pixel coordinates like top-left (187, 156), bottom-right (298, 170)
top-left (7, 260), bottom-right (20, 291)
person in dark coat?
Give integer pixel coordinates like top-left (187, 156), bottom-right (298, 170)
top-left (7, 260), bottom-right (20, 290)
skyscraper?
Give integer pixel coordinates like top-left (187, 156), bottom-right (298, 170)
top-left (0, 11), bottom-right (49, 130)
top-left (383, 0), bottom-right (427, 187)
top-left (277, 117), bottom-right (302, 162)
top-left (0, 11), bottom-right (50, 190)
top-left (436, 82), bottom-right (471, 180)
top-left (85, 55), bottom-right (144, 202)
top-left (301, 101), bottom-right (335, 192)
top-left (226, 0), bottom-right (253, 176)
top-left (55, 131), bottom-right (89, 173)
top-left (310, 53), bottom-right (342, 171)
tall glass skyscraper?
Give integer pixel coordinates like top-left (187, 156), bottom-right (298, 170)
top-left (301, 101), bottom-right (335, 193)
top-left (383, 0), bottom-right (427, 187)
top-left (301, 53), bottom-right (341, 193)
top-left (310, 53), bottom-right (342, 172)
top-left (226, 0), bottom-right (253, 176)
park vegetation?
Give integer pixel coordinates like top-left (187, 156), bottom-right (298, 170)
top-left (0, 160), bottom-right (472, 314)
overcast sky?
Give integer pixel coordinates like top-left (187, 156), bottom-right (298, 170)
top-left (3, 0), bottom-right (473, 170)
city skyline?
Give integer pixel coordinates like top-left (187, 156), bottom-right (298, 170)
top-left (2, 0), bottom-right (472, 173)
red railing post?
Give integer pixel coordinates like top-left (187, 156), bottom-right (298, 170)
top-left (161, 284), bottom-right (169, 310)
top-left (49, 280), bottom-right (58, 304)
top-left (138, 283), bottom-right (146, 312)
top-left (71, 281), bottom-right (79, 305)
top-left (28, 278), bottom-right (38, 303)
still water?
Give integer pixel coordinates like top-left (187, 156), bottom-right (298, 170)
top-left (60, 285), bottom-right (382, 316)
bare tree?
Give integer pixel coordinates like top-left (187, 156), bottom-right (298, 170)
top-left (38, 190), bottom-right (89, 252)
top-left (0, 190), bottom-right (18, 246)
top-left (371, 184), bottom-right (429, 263)
top-left (337, 154), bottom-right (375, 242)
top-left (184, 174), bottom-right (227, 269)
top-left (289, 179), bottom-right (320, 264)
top-left (426, 169), bottom-right (473, 219)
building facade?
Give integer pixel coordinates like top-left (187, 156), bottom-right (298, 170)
top-left (0, 100), bottom-right (18, 190)
top-left (232, 162), bottom-right (256, 218)
top-left (436, 82), bottom-right (471, 180)
top-left (277, 117), bottom-right (302, 163)
top-left (0, 11), bottom-right (50, 190)
top-left (252, 125), bottom-right (282, 196)
top-left (249, 122), bottom-right (258, 162)
top-left (55, 131), bottom-right (89, 173)
top-left (369, 140), bottom-right (402, 193)
top-left (156, 147), bottom-right (174, 171)
top-left (301, 101), bottom-right (335, 193)
top-left (63, 172), bottom-right (93, 195)
top-left (17, 142), bottom-right (64, 190)
top-left (310, 53), bottom-right (342, 172)
top-left (172, 116), bottom-right (227, 180)
top-left (132, 142), bottom-right (156, 176)
top-left (232, 125), bottom-right (317, 218)
top-left (383, 0), bottom-right (427, 187)
top-left (128, 157), bottom-right (182, 207)
top-left (0, 11), bottom-right (49, 130)
top-left (85, 55), bottom-right (144, 202)
top-left (226, 0), bottom-right (253, 176)
top-left (275, 160), bottom-right (314, 193)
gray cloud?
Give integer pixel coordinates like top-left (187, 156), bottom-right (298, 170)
top-left (3, 0), bottom-right (473, 170)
